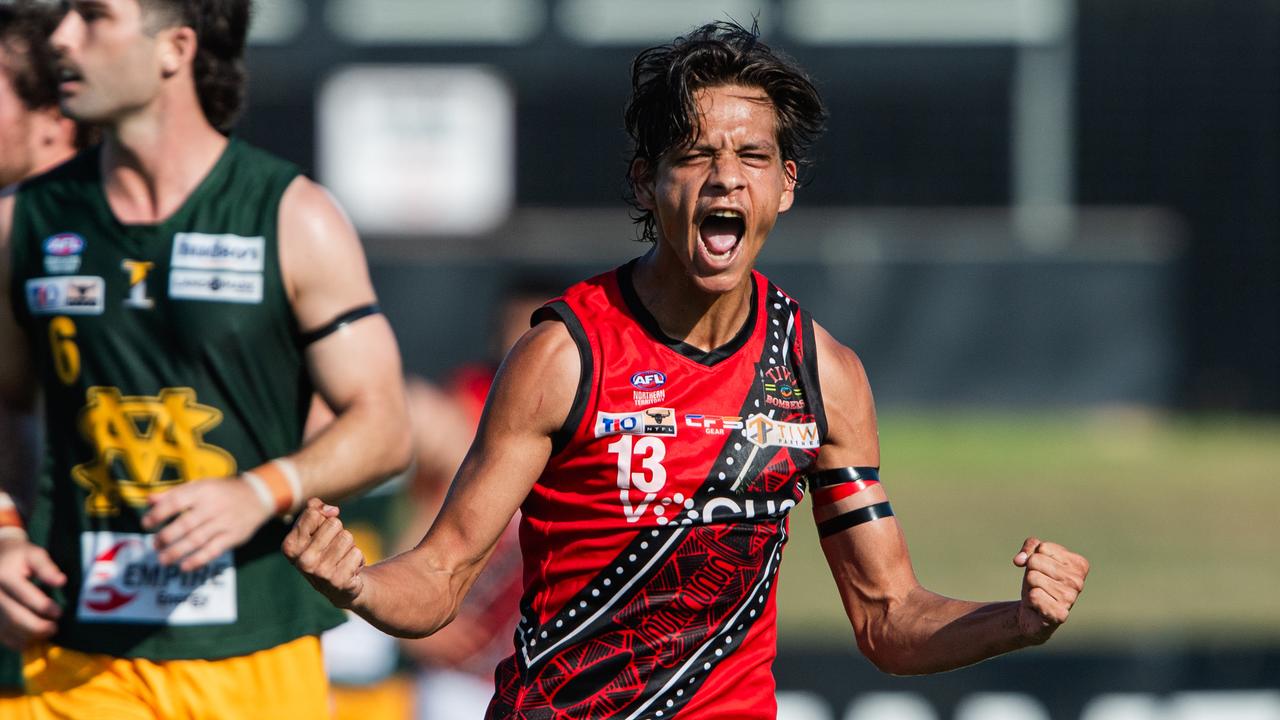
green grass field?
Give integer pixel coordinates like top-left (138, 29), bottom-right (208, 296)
top-left (775, 411), bottom-right (1280, 648)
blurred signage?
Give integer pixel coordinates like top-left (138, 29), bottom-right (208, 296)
top-left (318, 65), bottom-right (514, 236)
top-left (326, 0), bottom-right (544, 44)
top-left (248, 0), bottom-right (306, 45)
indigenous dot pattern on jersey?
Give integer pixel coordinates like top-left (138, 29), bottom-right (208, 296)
top-left (489, 263), bottom-right (830, 720)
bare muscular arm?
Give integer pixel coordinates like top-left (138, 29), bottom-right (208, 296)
top-left (0, 190), bottom-right (66, 650)
top-left (284, 318), bottom-right (579, 637)
top-left (144, 177), bottom-right (412, 570)
top-left (811, 321), bottom-right (1089, 675)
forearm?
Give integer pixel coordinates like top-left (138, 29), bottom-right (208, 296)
top-left (860, 588), bottom-right (1033, 675)
top-left (288, 393), bottom-right (411, 503)
top-left (351, 547), bottom-right (477, 638)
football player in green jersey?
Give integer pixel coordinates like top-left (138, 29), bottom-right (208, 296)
top-left (0, 0), bottom-right (94, 707)
top-left (0, 1), bottom-right (411, 717)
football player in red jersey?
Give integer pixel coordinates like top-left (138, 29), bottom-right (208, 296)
top-left (286, 20), bottom-right (1090, 719)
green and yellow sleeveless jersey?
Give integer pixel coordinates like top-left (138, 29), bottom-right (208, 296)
top-left (6, 138), bottom-right (345, 660)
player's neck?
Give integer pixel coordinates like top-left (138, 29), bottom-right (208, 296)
top-left (631, 250), bottom-right (755, 353)
top-left (100, 102), bottom-right (227, 225)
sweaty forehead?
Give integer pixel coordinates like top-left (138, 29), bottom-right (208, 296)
top-left (689, 85), bottom-right (778, 140)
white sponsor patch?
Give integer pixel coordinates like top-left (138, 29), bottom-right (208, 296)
top-left (171, 233), bottom-right (265, 272)
top-left (25, 276), bottom-right (104, 315)
top-left (741, 413), bottom-right (820, 449)
top-left (44, 256), bottom-right (81, 274)
top-left (77, 532), bottom-right (236, 625)
top-left (169, 269), bottom-right (263, 304)
top-left (594, 408), bottom-right (678, 438)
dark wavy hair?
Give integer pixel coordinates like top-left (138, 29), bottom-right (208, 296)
top-left (0, 1), bottom-right (99, 148)
top-left (142, 0), bottom-right (251, 132)
top-left (0, 1), bottom-right (62, 110)
top-left (623, 20), bottom-right (828, 242)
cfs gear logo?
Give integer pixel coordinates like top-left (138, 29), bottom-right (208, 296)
top-left (72, 387), bottom-right (236, 516)
top-left (685, 414), bottom-right (744, 435)
top-left (742, 413), bottom-right (819, 450)
top-left (763, 366), bottom-right (805, 410)
top-left (630, 369), bottom-right (667, 406)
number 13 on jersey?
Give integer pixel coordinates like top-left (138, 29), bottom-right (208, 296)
top-left (607, 435), bottom-right (667, 523)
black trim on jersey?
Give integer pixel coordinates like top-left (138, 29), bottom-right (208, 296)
top-left (533, 301), bottom-right (593, 457)
top-left (617, 259), bottom-right (757, 367)
top-left (797, 308), bottom-right (828, 441)
top-left (299, 304), bottom-right (381, 346)
top-left (496, 281), bottom-right (817, 719)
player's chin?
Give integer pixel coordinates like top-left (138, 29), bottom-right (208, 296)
top-left (688, 270), bottom-right (746, 296)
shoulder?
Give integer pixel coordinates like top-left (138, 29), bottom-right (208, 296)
top-left (484, 317), bottom-right (580, 436)
top-left (814, 319), bottom-right (875, 397)
top-left (813, 321), bottom-right (868, 384)
top-left (277, 175), bottom-right (371, 305)
top-left (505, 317), bottom-right (579, 382)
top-left (814, 316), bottom-right (875, 427)
top-left (280, 175), bottom-right (347, 231)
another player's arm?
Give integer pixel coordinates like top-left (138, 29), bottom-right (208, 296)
top-left (0, 191), bottom-right (67, 651)
top-left (284, 318), bottom-right (578, 638)
top-left (145, 177), bottom-right (412, 570)
top-left (811, 322), bottom-right (1089, 675)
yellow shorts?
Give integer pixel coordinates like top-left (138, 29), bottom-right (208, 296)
top-left (329, 675), bottom-right (413, 720)
top-left (0, 692), bottom-right (25, 720)
top-left (21, 635), bottom-right (330, 720)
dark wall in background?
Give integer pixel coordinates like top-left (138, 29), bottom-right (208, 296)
top-left (241, 0), bottom-right (1280, 411)
top-left (1076, 1), bottom-right (1280, 411)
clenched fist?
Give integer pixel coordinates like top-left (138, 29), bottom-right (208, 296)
top-left (1012, 536), bottom-right (1089, 643)
top-left (282, 498), bottom-right (366, 609)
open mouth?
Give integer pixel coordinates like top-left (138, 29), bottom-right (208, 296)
top-left (57, 67), bottom-right (83, 88)
top-left (698, 210), bottom-right (746, 261)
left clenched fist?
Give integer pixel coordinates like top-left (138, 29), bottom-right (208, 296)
top-left (1012, 537), bottom-right (1089, 644)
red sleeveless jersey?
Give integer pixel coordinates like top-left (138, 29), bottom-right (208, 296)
top-left (489, 261), bottom-right (828, 719)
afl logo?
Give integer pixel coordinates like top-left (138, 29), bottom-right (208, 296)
top-left (44, 233), bottom-right (85, 256)
top-left (630, 370), bottom-right (666, 390)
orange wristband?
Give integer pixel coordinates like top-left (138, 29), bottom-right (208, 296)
top-left (242, 459), bottom-right (302, 516)
top-left (0, 492), bottom-right (26, 539)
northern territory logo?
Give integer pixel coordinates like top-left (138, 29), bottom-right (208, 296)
top-left (594, 407), bottom-right (677, 438)
top-left (630, 369), bottom-right (667, 406)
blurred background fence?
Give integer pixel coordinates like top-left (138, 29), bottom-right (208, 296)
top-left (240, 1), bottom-right (1278, 717)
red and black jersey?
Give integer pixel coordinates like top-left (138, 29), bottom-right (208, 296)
top-left (489, 261), bottom-right (828, 719)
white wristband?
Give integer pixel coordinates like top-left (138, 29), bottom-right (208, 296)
top-left (241, 472), bottom-right (275, 514)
